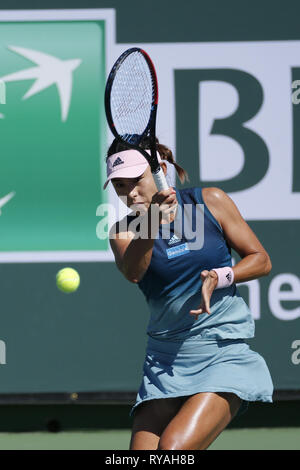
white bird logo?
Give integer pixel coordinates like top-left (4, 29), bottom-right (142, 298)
top-left (0, 46), bottom-right (82, 121)
top-left (0, 192), bottom-right (15, 215)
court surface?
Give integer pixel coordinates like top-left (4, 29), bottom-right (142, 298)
top-left (0, 428), bottom-right (299, 450)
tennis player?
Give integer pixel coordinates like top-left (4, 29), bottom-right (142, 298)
top-left (104, 137), bottom-right (274, 450)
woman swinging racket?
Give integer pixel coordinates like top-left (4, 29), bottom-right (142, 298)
top-left (103, 136), bottom-right (274, 450)
top-left (103, 47), bottom-right (273, 450)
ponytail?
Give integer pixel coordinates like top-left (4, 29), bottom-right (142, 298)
top-left (155, 141), bottom-right (189, 184)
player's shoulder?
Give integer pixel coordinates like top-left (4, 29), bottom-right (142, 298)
top-left (201, 187), bottom-right (228, 204)
top-left (199, 187), bottom-right (235, 217)
top-left (202, 186), bottom-right (231, 208)
top-left (177, 186), bottom-right (229, 205)
top-left (201, 186), bottom-right (242, 220)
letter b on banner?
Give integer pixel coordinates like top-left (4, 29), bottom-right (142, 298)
top-left (175, 69), bottom-right (269, 192)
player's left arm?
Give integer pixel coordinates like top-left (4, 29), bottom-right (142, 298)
top-left (202, 187), bottom-right (272, 282)
top-left (190, 187), bottom-right (272, 318)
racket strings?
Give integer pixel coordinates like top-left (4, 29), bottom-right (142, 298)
top-left (110, 51), bottom-right (155, 139)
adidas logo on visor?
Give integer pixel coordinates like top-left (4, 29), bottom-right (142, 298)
top-left (112, 157), bottom-right (124, 167)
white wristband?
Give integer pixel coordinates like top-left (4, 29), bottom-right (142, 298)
top-left (212, 267), bottom-right (234, 289)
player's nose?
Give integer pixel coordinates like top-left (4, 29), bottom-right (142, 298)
top-left (128, 184), bottom-right (138, 199)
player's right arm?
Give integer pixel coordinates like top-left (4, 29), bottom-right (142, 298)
top-left (109, 220), bottom-right (156, 284)
top-left (110, 188), bottom-right (177, 283)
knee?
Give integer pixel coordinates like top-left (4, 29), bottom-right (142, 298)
top-left (158, 434), bottom-right (186, 450)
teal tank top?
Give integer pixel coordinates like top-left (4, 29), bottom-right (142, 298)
top-left (136, 187), bottom-right (255, 341)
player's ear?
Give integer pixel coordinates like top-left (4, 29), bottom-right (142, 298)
top-left (160, 161), bottom-right (167, 175)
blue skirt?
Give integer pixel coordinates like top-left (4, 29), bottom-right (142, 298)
top-left (130, 336), bottom-right (273, 417)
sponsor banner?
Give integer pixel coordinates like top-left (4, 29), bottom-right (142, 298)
top-left (0, 11), bottom-right (299, 263)
top-left (0, 10), bottom-right (116, 262)
top-left (0, 9), bottom-right (298, 394)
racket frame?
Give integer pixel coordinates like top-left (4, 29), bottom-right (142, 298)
top-left (105, 47), bottom-right (169, 191)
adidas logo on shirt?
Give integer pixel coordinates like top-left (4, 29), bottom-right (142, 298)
top-left (168, 234), bottom-right (181, 245)
top-left (112, 157), bottom-right (124, 167)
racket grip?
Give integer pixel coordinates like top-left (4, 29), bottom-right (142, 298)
top-left (153, 167), bottom-right (169, 191)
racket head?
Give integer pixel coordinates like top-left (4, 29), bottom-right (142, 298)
top-left (105, 48), bottom-right (160, 173)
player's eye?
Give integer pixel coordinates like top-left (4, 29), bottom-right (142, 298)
top-left (112, 181), bottom-right (123, 190)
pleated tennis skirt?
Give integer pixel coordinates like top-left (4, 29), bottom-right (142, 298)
top-left (130, 336), bottom-right (273, 417)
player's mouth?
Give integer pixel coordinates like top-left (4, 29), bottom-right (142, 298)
top-left (130, 201), bottom-right (146, 206)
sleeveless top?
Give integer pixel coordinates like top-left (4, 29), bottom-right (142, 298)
top-left (128, 187), bottom-right (255, 341)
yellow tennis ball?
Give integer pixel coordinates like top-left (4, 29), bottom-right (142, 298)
top-left (56, 267), bottom-right (80, 293)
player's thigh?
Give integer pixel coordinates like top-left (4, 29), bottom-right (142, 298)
top-left (158, 392), bottom-right (242, 450)
top-left (130, 397), bottom-right (185, 450)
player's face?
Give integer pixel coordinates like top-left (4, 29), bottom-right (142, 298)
top-left (112, 166), bottom-right (158, 213)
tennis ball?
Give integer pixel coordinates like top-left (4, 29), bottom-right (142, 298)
top-left (56, 267), bottom-right (80, 293)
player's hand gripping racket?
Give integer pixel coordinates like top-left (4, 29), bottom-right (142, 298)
top-left (105, 48), bottom-right (169, 192)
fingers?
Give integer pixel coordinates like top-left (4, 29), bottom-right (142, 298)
top-left (160, 200), bottom-right (178, 215)
top-left (201, 269), bottom-right (218, 284)
top-left (152, 188), bottom-right (177, 206)
top-left (189, 303), bottom-right (211, 318)
top-left (200, 270), bottom-right (210, 281)
top-left (152, 189), bottom-right (178, 223)
top-left (160, 207), bottom-right (177, 224)
top-left (158, 188), bottom-right (176, 197)
top-left (190, 298), bottom-right (211, 318)
top-left (189, 270), bottom-right (218, 320)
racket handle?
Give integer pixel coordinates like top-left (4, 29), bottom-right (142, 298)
top-left (153, 167), bottom-right (169, 191)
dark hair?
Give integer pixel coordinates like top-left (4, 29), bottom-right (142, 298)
top-left (107, 137), bottom-right (189, 184)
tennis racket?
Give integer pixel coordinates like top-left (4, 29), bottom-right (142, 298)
top-left (105, 47), bottom-right (169, 192)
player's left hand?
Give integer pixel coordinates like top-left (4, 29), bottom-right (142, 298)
top-left (189, 270), bottom-right (218, 320)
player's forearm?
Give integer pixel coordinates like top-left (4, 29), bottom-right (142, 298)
top-left (122, 238), bottom-right (155, 283)
top-left (122, 208), bottom-right (161, 283)
top-left (233, 251), bottom-right (272, 283)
